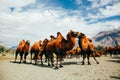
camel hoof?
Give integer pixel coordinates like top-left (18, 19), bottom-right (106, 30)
top-left (45, 60), bottom-right (47, 63)
top-left (52, 64), bottom-right (54, 66)
top-left (59, 65), bottom-right (63, 68)
top-left (23, 61), bottom-right (26, 63)
top-left (19, 62), bottom-right (21, 64)
top-left (97, 62), bottom-right (99, 64)
top-left (82, 62), bottom-right (85, 65)
top-left (48, 63), bottom-right (50, 66)
top-left (41, 62), bottom-right (43, 65)
top-left (88, 63), bottom-right (91, 65)
top-left (54, 66), bottom-right (59, 69)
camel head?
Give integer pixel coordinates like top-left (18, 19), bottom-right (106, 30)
top-left (75, 32), bottom-right (86, 38)
top-left (19, 39), bottom-right (26, 45)
top-left (38, 40), bottom-right (42, 46)
top-left (26, 40), bottom-right (30, 45)
top-left (43, 38), bottom-right (49, 45)
top-left (67, 30), bottom-right (79, 38)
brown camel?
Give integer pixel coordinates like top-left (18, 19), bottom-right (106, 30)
top-left (46, 32), bottom-right (64, 67)
top-left (15, 40), bottom-right (30, 63)
top-left (30, 40), bottom-right (42, 65)
top-left (65, 49), bottom-right (76, 59)
top-left (76, 32), bottom-right (99, 65)
top-left (46, 30), bottom-right (77, 69)
top-left (23, 40), bottom-right (30, 63)
top-left (40, 38), bottom-right (49, 64)
top-left (75, 46), bottom-right (81, 58)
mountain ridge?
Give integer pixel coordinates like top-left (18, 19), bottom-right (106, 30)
top-left (92, 28), bottom-right (120, 47)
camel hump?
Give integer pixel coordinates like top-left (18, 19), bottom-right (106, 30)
top-left (19, 39), bottom-right (25, 45)
top-left (57, 31), bottom-right (66, 42)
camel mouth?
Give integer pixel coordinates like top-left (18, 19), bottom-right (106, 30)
top-left (69, 30), bottom-right (79, 37)
top-left (75, 32), bottom-right (86, 38)
top-left (76, 32), bottom-right (81, 37)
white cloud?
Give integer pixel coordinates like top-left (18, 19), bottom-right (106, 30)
top-left (88, 0), bottom-right (120, 8)
top-left (0, 0), bottom-right (35, 13)
top-left (75, 0), bottom-right (82, 5)
top-left (99, 3), bottom-right (120, 17)
top-left (86, 2), bottom-right (120, 22)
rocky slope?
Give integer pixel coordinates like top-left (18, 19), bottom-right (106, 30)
top-left (0, 41), bottom-right (9, 49)
top-left (92, 28), bottom-right (120, 47)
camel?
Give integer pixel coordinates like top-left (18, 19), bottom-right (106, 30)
top-left (46, 32), bottom-right (64, 67)
top-left (114, 45), bottom-right (120, 57)
top-left (94, 51), bottom-right (104, 57)
top-left (15, 40), bottom-right (30, 63)
top-left (75, 46), bottom-right (81, 58)
top-left (23, 40), bottom-right (30, 63)
top-left (40, 38), bottom-right (49, 64)
top-left (46, 30), bottom-right (77, 69)
top-left (104, 46), bottom-right (113, 56)
top-left (104, 46), bottom-right (120, 57)
top-left (76, 32), bottom-right (99, 65)
top-left (65, 46), bottom-right (81, 59)
top-left (30, 40), bottom-right (42, 65)
top-left (65, 49), bottom-right (76, 59)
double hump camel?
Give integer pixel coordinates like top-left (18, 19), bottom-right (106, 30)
top-left (15, 39), bottom-right (30, 63)
top-left (75, 32), bottom-right (99, 65)
top-left (46, 30), bottom-right (77, 69)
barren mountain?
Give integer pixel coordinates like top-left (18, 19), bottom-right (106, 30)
top-left (92, 28), bottom-right (120, 47)
top-left (0, 41), bottom-right (9, 49)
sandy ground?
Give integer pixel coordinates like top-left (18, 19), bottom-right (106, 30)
top-left (0, 54), bottom-right (120, 80)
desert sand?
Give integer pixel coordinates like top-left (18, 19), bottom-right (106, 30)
top-left (0, 54), bottom-right (120, 80)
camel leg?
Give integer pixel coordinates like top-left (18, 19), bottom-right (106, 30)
top-left (24, 54), bottom-right (26, 63)
top-left (34, 52), bottom-right (38, 65)
top-left (47, 52), bottom-right (51, 66)
top-left (92, 53), bottom-right (99, 64)
top-left (24, 53), bottom-right (27, 63)
top-left (30, 52), bottom-right (33, 64)
top-left (45, 53), bottom-right (48, 63)
top-left (40, 54), bottom-right (43, 65)
top-left (20, 53), bottom-right (23, 63)
top-left (87, 54), bottom-right (91, 65)
top-left (15, 51), bottom-right (18, 62)
top-left (59, 57), bottom-right (63, 68)
top-left (51, 53), bottom-right (54, 66)
top-left (55, 56), bottom-right (59, 69)
top-left (82, 54), bottom-right (86, 65)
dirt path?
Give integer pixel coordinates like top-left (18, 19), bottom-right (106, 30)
top-left (0, 55), bottom-right (120, 80)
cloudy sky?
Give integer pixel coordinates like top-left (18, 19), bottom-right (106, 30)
top-left (0, 0), bottom-right (120, 47)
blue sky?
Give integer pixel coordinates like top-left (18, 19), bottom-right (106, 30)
top-left (0, 0), bottom-right (120, 47)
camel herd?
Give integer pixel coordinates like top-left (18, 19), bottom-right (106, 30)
top-left (14, 30), bottom-right (119, 69)
top-left (104, 46), bottom-right (120, 57)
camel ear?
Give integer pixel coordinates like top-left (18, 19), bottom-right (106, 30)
top-left (70, 30), bottom-right (73, 32)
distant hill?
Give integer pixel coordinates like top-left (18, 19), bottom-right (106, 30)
top-left (92, 28), bottom-right (120, 47)
top-left (0, 41), bottom-right (9, 49)
top-left (10, 46), bottom-right (17, 50)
